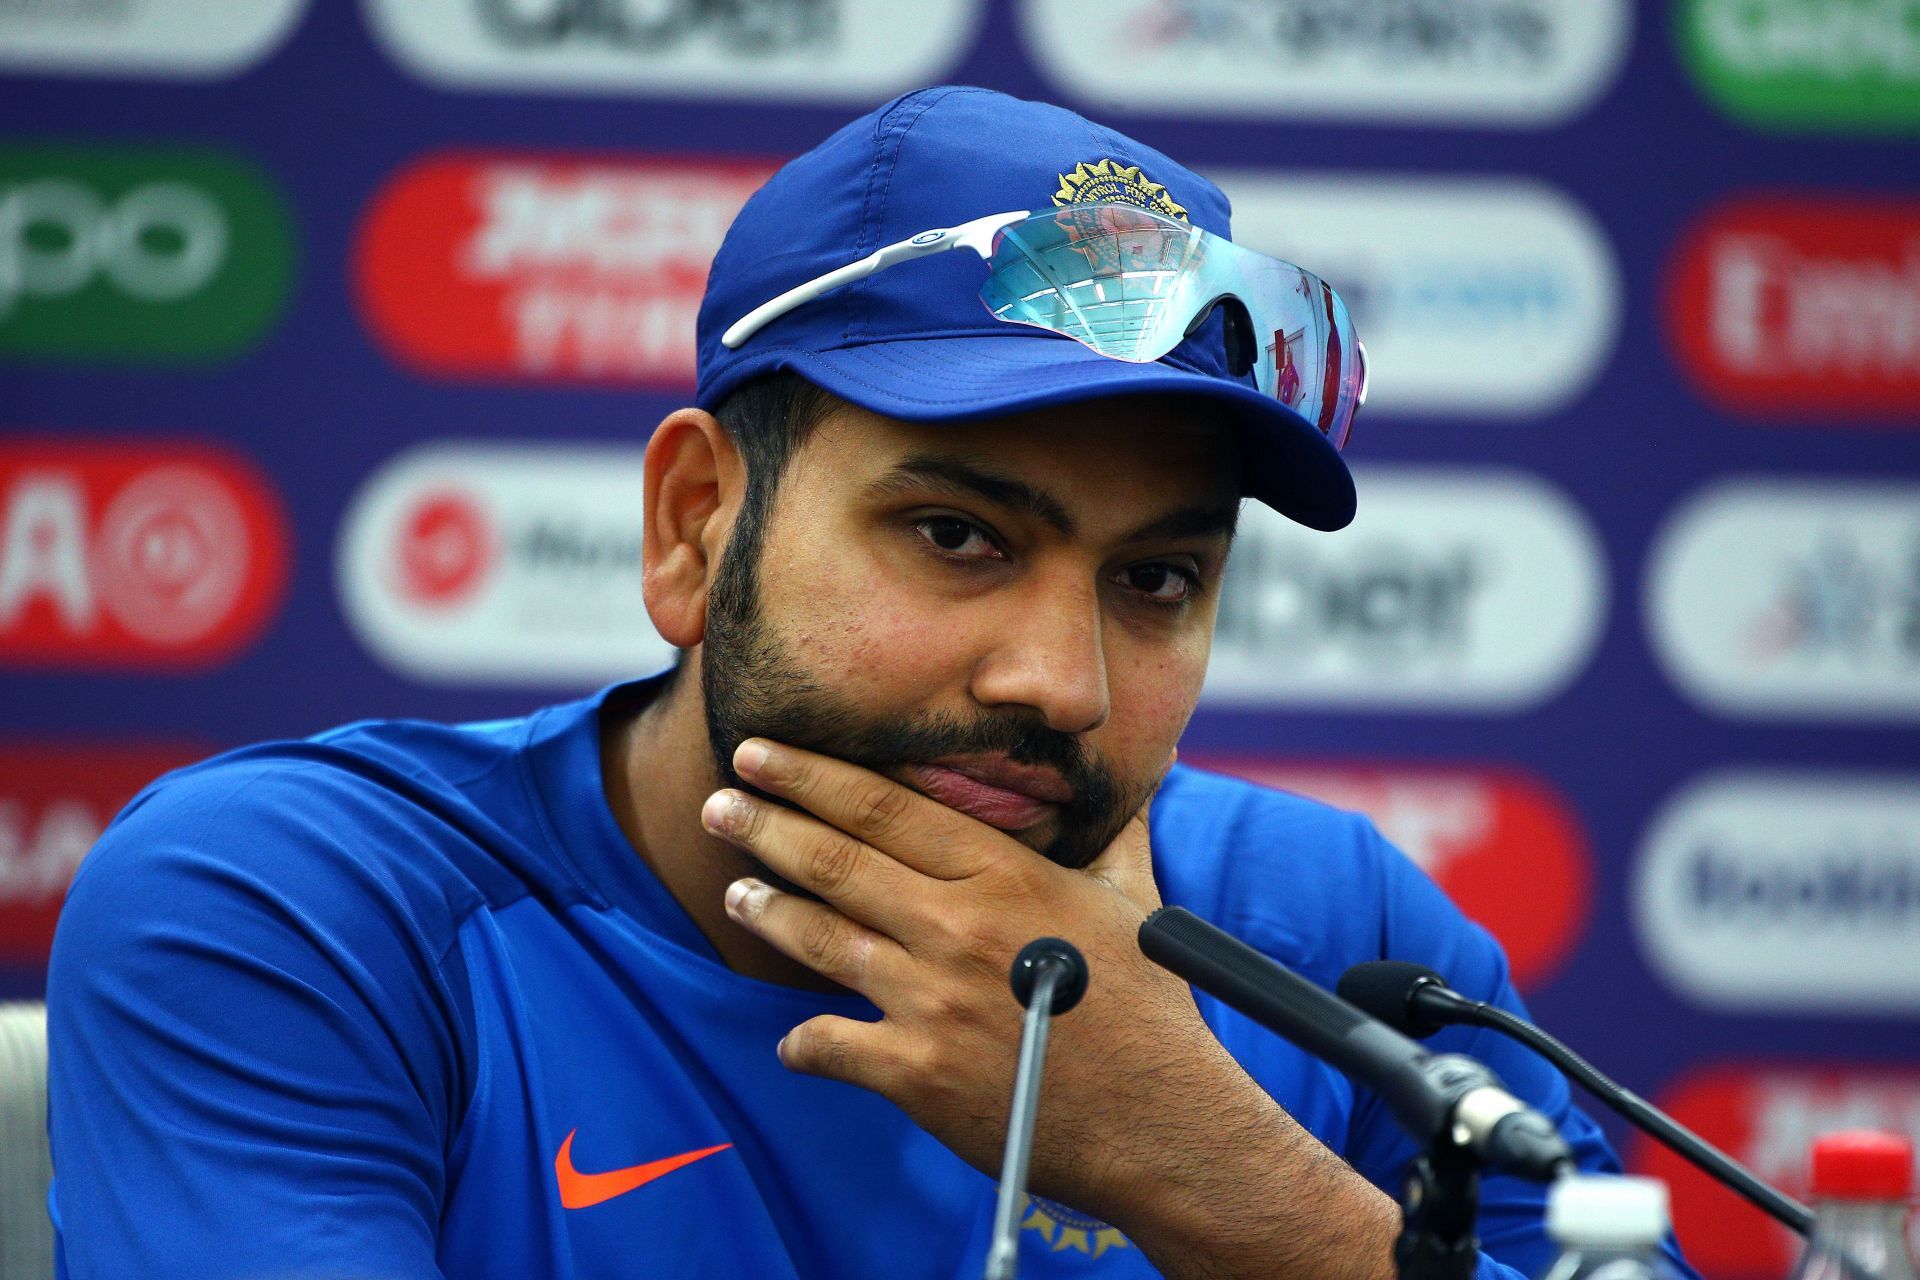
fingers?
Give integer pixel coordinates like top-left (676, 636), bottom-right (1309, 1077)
top-left (732, 739), bottom-right (1000, 879)
top-left (723, 876), bottom-right (905, 996)
top-left (776, 1014), bottom-right (897, 1092)
top-left (704, 788), bottom-right (924, 935)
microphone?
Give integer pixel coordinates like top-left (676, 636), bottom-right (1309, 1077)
top-left (1139, 907), bottom-right (1572, 1182)
top-left (1338, 961), bottom-right (1814, 1236)
top-left (984, 938), bottom-right (1089, 1280)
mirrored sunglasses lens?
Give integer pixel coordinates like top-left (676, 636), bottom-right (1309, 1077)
top-left (979, 206), bottom-right (1205, 363)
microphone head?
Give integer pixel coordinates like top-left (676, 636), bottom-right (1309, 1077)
top-left (1010, 937), bottom-right (1089, 1015)
top-left (1337, 961), bottom-right (1454, 1038)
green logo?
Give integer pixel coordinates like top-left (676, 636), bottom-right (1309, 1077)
top-left (0, 146), bottom-right (295, 362)
top-left (1679, 0), bottom-right (1920, 133)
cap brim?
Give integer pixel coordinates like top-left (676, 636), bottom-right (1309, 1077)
top-left (780, 333), bottom-right (1355, 532)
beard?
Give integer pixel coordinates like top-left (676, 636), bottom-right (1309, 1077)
top-left (699, 518), bottom-right (1147, 870)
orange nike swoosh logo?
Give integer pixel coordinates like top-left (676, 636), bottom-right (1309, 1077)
top-left (554, 1130), bottom-right (733, 1209)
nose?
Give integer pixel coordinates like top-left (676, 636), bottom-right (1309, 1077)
top-left (968, 575), bottom-right (1110, 735)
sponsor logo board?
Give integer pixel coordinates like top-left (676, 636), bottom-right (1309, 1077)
top-left (364, 0), bottom-right (983, 101)
top-left (1647, 480), bottom-right (1920, 721)
top-left (0, 438), bottom-right (289, 669)
top-left (355, 153), bottom-right (774, 387)
top-left (1191, 759), bottom-right (1592, 988)
top-left (1668, 197), bottom-right (1920, 419)
top-left (1679, 0), bottom-right (1920, 133)
top-left (1635, 771), bottom-right (1920, 1014)
top-left (1203, 468), bottom-right (1607, 711)
top-left (0, 145), bottom-right (294, 363)
top-left (1630, 1066), bottom-right (1920, 1277)
top-left (0, 742), bottom-right (204, 966)
top-left (1213, 172), bottom-right (1619, 418)
top-left (1021, 0), bottom-right (1632, 126)
top-left (0, 0), bottom-right (307, 79)
top-left (338, 443), bottom-right (674, 684)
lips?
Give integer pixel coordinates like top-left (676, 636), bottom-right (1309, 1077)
top-left (903, 757), bottom-right (1071, 831)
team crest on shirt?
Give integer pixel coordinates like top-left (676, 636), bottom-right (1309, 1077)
top-left (1051, 159), bottom-right (1188, 222)
top-left (1020, 1193), bottom-right (1132, 1260)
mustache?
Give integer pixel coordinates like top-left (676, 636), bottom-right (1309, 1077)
top-left (728, 679), bottom-right (1120, 836)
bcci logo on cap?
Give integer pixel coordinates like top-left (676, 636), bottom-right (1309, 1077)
top-left (1051, 159), bottom-right (1188, 223)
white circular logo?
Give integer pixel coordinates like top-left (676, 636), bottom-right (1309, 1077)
top-left (93, 466), bottom-right (251, 645)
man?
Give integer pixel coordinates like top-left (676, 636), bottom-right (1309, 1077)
top-left (48, 87), bottom-right (1687, 1279)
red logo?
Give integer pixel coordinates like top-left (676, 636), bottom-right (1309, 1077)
top-left (0, 741), bottom-right (205, 966)
top-left (1668, 197), bottom-right (1920, 420)
top-left (1188, 759), bottom-right (1592, 990)
top-left (553, 1131), bottom-right (732, 1210)
top-left (1629, 1066), bottom-right (1920, 1278)
top-left (0, 438), bottom-right (290, 669)
top-left (394, 490), bottom-right (494, 607)
top-left (353, 152), bottom-right (777, 387)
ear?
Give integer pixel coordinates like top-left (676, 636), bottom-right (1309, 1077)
top-left (641, 407), bottom-right (744, 649)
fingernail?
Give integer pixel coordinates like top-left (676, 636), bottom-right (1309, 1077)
top-left (774, 1034), bottom-right (789, 1062)
top-left (725, 876), bottom-right (768, 921)
top-left (733, 739), bottom-right (770, 778)
top-left (702, 789), bottom-right (744, 833)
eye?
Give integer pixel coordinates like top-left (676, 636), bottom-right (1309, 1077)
top-left (914, 516), bottom-right (1004, 561)
top-left (1116, 561), bottom-right (1198, 605)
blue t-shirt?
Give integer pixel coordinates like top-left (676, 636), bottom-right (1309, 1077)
top-left (47, 679), bottom-right (1688, 1279)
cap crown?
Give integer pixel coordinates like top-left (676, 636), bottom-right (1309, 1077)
top-left (697, 85), bottom-right (1237, 407)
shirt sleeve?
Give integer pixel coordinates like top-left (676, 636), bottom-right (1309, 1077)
top-left (47, 757), bottom-right (474, 1280)
top-left (1339, 820), bottom-right (1701, 1280)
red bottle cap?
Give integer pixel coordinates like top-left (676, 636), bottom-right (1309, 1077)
top-left (1810, 1130), bottom-right (1915, 1200)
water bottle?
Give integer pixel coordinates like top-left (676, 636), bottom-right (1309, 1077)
top-left (1538, 1174), bottom-right (1683, 1280)
top-left (1785, 1130), bottom-right (1917, 1280)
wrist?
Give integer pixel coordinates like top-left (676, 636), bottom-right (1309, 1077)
top-left (1098, 1059), bottom-right (1399, 1280)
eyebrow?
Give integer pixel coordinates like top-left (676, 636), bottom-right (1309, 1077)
top-left (866, 452), bottom-right (1239, 546)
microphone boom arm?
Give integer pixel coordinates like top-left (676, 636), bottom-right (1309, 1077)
top-left (1438, 990), bottom-right (1814, 1235)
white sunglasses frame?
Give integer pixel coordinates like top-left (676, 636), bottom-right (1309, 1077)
top-left (722, 209), bottom-right (1029, 350)
top-left (720, 205), bottom-right (1368, 433)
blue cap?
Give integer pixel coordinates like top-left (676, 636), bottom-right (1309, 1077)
top-left (695, 85), bottom-right (1355, 531)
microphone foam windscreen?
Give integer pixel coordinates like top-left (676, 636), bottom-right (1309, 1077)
top-left (1337, 961), bottom-right (1451, 1038)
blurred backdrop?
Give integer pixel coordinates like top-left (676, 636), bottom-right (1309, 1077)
top-left (2, 1), bottom-right (1917, 1273)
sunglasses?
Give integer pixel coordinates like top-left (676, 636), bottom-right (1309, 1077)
top-left (723, 201), bottom-right (1367, 450)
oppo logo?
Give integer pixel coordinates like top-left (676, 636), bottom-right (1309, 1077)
top-left (0, 179), bottom-right (227, 315)
top-left (1634, 771), bottom-right (1920, 1014)
top-left (1203, 468), bottom-right (1607, 711)
top-left (0, 146), bottom-right (293, 362)
top-left (0, 438), bottom-right (290, 669)
top-left (1021, 0), bottom-right (1631, 126)
top-left (364, 0), bottom-right (982, 100)
top-left (1213, 173), bottom-right (1619, 417)
top-left (338, 443), bottom-right (674, 685)
top-left (1193, 759), bottom-right (1592, 989)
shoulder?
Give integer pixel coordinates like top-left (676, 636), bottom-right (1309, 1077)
top-left (56, 700), bottom-right (579, 986)
top-left (1149, 763), bottom-right (1505, 992)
